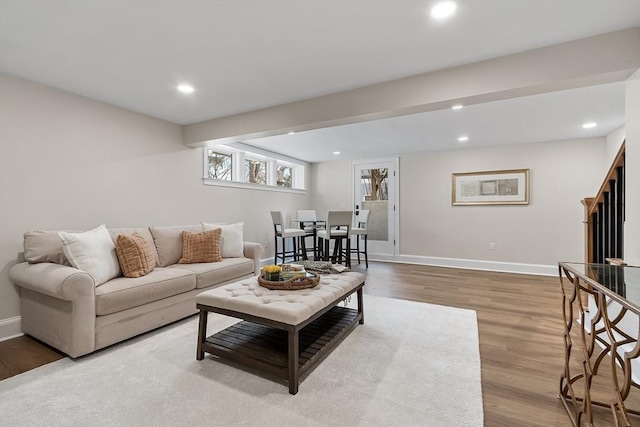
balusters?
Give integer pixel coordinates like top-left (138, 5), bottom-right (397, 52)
top-left (586, 146), bottom-right (625, 264)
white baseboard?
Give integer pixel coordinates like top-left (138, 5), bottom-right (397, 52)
top-left (0, 316), bottom-right (23, 342)
top-left (261, 254), bottom-right (557, 276)
top-left (368, 254), bottom-right (557, 276)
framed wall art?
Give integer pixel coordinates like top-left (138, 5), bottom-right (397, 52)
top-left (452, 169), bottom-right (530, 205)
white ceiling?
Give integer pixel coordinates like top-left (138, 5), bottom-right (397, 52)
top-left (1, 1), bottom-right (638, 162)
top-left (243, 81), bottom-right (626, 162)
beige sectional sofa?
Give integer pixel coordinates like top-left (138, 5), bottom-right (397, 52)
top-left (9, 225), bottom-right (263, 358)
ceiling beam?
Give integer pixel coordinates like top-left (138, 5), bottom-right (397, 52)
top-left (184, 27), bottom-right (640, 147)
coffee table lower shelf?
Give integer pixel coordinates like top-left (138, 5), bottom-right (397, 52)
top-left (200, 305), bottom-right (359, 394)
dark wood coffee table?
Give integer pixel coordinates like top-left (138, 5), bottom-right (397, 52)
top-left (195, 273), bottom-right (365, 394)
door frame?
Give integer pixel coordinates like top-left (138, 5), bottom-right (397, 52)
top-left (351, 157), bottom-right (399, 257)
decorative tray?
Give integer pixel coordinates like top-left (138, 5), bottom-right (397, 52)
top-left (258, 272), bottom-right (320, 290)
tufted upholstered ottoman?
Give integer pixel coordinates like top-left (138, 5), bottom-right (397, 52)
top-left (195, 271), bottom-right (366, 394)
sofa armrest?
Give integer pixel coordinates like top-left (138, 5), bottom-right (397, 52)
top-left (9, 262), bottom-right (96, 357)
top-left (10, 262), bottom-right (95, 300)
top-left (243, 241), bottom-right (264, 274)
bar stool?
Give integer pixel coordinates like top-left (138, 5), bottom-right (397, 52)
top-left (350, 210), bottom-right (370, 267)
top-left (270, 211), bottom-right (307, 264)
top-left (317, 210), bottom-right (352, 268)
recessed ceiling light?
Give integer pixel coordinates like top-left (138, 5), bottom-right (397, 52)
top-left (458, 136), bottom-right (469, 142)
top-left (177, 84), bottom-right (195, 94)
top-left (333, 151), bottom-right (340, 155)
top-left (451, 105), bottom-right (463, 110)
top-left (288, 131), bottom-right (295, 135)
top-left (430, 1), bottom-right (457, 20)
top-left (582, 122), bottom-right (597, 129)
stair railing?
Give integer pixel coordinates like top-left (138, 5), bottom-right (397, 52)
top-left (582, 142), bottom-right (626, 264)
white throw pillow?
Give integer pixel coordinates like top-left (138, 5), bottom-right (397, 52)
top-left (202, 222), bottom-right (244, 258)
top-left (58, 224), bottom-right (121, 286)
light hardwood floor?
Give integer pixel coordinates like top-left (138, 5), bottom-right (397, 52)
top-left (357, 262), bottom-right (574, 427)
top-left (1, 262), bottom-right (635, 426)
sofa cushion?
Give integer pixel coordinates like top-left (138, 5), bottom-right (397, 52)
top-left (115, 232), bottom-right (156, 278)
top-left (179, 229), bottom-right (222, 264)
top-left (203, 222), bottom-right (244, 258)
top-left (149, 225), bottom-right (202, 267)
top-left (167, 257), bottom-right (254, 289)
top-left (108, 227), bottom-right (159, 267)
top-left (23, 230), bottom-right (78, 265)
top-left (95, 268), bottom-right (196, 315)
top-left (59, 225), bottom-right (121, 286)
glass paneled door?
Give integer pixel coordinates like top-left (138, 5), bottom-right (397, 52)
top-left (353, 159), bottom-right (397, 256)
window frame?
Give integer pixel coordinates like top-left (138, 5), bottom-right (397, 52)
top-left (203, 144), bottom-right (307, 194)
top-left (276, 163), bottom-right (293, 188)
top-left (244, 156), bottom-right (267, 185)
top-left (205, 148), bottom-right (234, 181)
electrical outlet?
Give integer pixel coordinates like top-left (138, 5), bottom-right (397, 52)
top-left (489, 242), bottom-right (496, 250)
top-left (263, 240), bottom-right (269, 249)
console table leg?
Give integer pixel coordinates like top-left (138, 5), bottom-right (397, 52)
top-left (357, 286), bottom-right (364, 324)
top-left (288, 329), bottom-right (299, 394)
top-left (196, 310), bottom-right (208, 360)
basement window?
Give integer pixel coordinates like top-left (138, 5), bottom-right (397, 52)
top-left (203, 145), bottom-right (306, 193)
top-left (277, 164), bottom-right (293, 188)
top-left (245, 158), bottom-right (267, 184)
top-left (207, 151), bottom-right (233, 181)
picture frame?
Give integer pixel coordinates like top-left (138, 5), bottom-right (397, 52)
top-left (452, 169), bottom-right (530, 205)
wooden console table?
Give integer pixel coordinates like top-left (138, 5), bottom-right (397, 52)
top-left (558, 262), bottom-right (639, 426)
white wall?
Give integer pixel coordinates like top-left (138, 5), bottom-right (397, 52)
top-left (400, 139), bottom-right (606, 266)
top-left (606, 126), bottom-right (626, 164)
top-left (313, 138), bottom-right (608, 270)
top-left (0, 74), bottom-right (310, 321)
top-left (624, 69), bottom-right (640, 266)
top-left (309, 161), bottom-right (352, 218)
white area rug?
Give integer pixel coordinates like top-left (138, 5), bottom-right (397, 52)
top-left (0, 295), bottom-right (483, 426)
